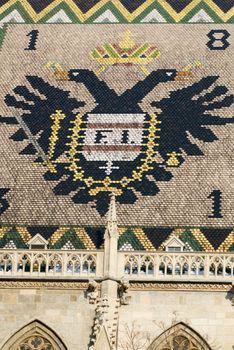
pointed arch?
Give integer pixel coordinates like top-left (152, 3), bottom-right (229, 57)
top-left (148, 322), bottom-right (212, 350)
top-left (2, 320), bottom-right (67, 350)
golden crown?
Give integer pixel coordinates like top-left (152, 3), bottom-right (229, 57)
top-left (91, 31), bottom-right (161, 75)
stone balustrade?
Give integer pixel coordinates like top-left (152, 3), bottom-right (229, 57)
top-left (119, 252), bottom-right (234, 281)
top-left (0, 250), bottom-right (104, 278)
top-left (0, 249), bottom-right (234, 281)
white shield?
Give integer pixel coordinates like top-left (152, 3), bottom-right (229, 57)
top-left (82, 113), bottom-right (146, 174)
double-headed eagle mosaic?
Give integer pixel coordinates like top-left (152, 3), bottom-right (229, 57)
top-left (1, 33), bottom-right (233, 215)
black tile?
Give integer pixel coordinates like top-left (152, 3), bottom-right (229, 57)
top-left (212, 0), bottom-right (234, 13)
top-left (119, 0), bottom-right (147, 13)
top-left (202, 229), bottom-right (232, 250)
top-left (143, 227), bottom-right (173, 249)
top-left (165, 0), bottom-right (193, 13)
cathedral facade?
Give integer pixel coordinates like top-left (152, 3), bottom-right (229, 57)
top-left (0, 1), bottom-right (233, 349)
top-left (0, 195), bottom-right (233, 349)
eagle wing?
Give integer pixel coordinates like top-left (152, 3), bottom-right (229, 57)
top-left (152, 76), bottom-right (234, 163)
top-left (1, 76), bottom-right (85, 164)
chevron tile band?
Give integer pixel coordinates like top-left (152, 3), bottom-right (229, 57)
top-left (0, 0), bottom-right (233, 26)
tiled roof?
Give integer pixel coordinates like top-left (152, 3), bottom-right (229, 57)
top-left (0, 24), bottom-right (234, 228)
top-left (0, 0), bottom-right (233, 25)
top-left (0, 225), bottom-right (233, 252)
top-left (0, 22), bottom-right (233, 250)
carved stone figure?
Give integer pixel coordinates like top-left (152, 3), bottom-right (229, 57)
top-left (118, 277), bottom-right (131, 305)
top-left (87, 279), bottom-right (99, 304)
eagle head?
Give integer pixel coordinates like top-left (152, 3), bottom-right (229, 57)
top-left (155, 69), bottom-right (178, 82)
top-left (68, 69), bottom-right (96, 82)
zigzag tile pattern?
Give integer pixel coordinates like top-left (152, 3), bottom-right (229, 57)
top-left (0, 225), bottom-right (105, 250)
top-left (0, 0), bottom-right (233, 25)
top-left (0, 225), bottom-right (233, 252)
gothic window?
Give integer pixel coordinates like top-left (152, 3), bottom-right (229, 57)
top-left (18, 334), bottom-right (53, 350)
top-left (148, 323), bottom-right (211, 350)
top-left (161, 335), bottom-right (199, 350)
top-left (2, 321), bottom-right (67, 350)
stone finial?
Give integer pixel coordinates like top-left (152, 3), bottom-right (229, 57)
top-left (107, 193), bottom-right (117, 224)
top-left (105, 193), bottom-right (118, 238)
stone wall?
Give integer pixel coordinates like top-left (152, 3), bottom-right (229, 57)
top-left (118, 289), bottom-right (234, 350)
top-left (0, 286), bottom-right (95, 350)
top-left (0, 284), bottom-right (233, 349)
